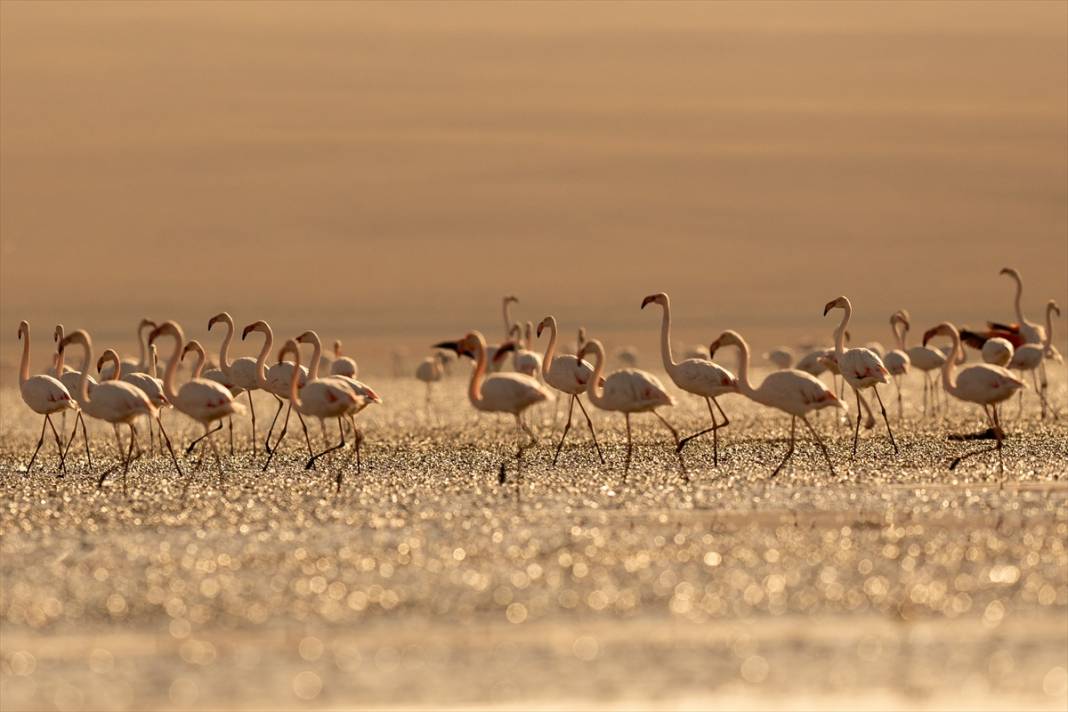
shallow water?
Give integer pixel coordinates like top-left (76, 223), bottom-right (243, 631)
top-left (1, 373), bottom-right (1066, 710)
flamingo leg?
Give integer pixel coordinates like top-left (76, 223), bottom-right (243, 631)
top-left (122, 423), bottom-right (139, 495)
top-left (204, 427), bottom-right (225, 484)
top-left (307, 417), bottom-right (346, 471)
top-left (551, 395), bottom-right (576, 466)
top-left (872, 386), bottom-right (898, 454)
top-left (1032, 369), bottom-right (1049, 419)
top-left (770, 416), bottom-right (796, 478)
top-left (623, 413), bottom-right (633, 481)
top-left (263, 396), bottom-right (284, 454)
top-left (949, 405), bottom-right (1002, 473)
top-left (800, 415), bottom-right (836, 477)
top-left (157, 414), bottom-right (183, 477)
top-left (922, 372), bottom-right (929, 417)
top-left (262, 402), bottom-right (291, 472)
top-left (247, 391), bottom-right (257, 455)
top-left (676, 397), bottom-right (730, 466)
top-left (186, 421), bottom-right (223, 455)
top-left (24, 416), bottom-right (49, 476)
top-left (851, 388), bottom-right (862, 461)
top-left (45, 415), bottom-right (68, 475)
top-left (228, 416), bottom-right (235, 456)
top-left (98, 425), bottom-right (126, 489)
top-left (574, 395), bottom-right (605, 464)
top-left (894, 376), bottom-right (903, 422)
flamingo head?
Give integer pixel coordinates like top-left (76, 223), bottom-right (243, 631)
top-left (138, 317), bottom-right (156, 332)
top-left (333, 340), bottom-right (342, 358)
top-left (17, 320), bottom-right (28, 340)
top-left (708, 330), bottom-right (743, 358)
top-left (148, 321), bottom-right (182, 347)
top-left (999, 266), bottom-right (1020, 280)
top-left (922, 322), bottom-right (956, 347)
top-left (181, 340), bottom-right (204, 361)
top-left (208, 312), bottom-right (230, 330)
top-left (536, 316), bottom-right (553, 338)
top-left (96, 349), bottom-right (120, 375)
top-left (295, 330), bottom-right (319, 347)
top-left (640, 293), bottom-right (668, 310)
top-left (1049, 300), bottom-right (1061, 319)
top-left (493, 340), bottom-right (517, 364)
top-left (503, 295), bottom-right (519, 306)
top-left (57, 330), bottom-right (88, 354)
top-left (891, 311), bottom-right (910, 332)
top-left (53, 324), bottom-right (65, 343)
top-left (823, 296), bottom-right (849, 316)
top-left (241, 320), bottom-right (269, 341)
top-left (278, 340), bottom-right (301, 365)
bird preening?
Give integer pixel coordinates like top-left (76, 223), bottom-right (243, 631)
top-left (12, 268), bottom-right (1062, 488)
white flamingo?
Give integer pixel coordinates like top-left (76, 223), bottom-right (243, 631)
top-left (52, 323), bottom-right (95, 468)
top-left (641, 292), bottom-right (737, 466)
top-left (824, 296), bottom-right (898, 459)
top-left (898, 309), bottom-right (949, 416)
top-left (1008, 300), bottom-right (1060, 419)
top-left (58, 329), bottom-right (160, 490)
top-left (923, 322), bottom-right (1024, 473)
top-left (435, 331), bottom-right (552, 487)
top-left (513, 322), bottom-right (543, 377)
top-left (97, 345), bottom-right (173, 460)
top-left (241, 320), bottom-right (309, 464)
top-left (149, 321), bottom-right (245, 482)
top-left (577, 338), bottom-right (679, 478)
top-left (330, 340), bottom-right (359, 378)
top-left (209, 312), bottom-right (262, 452)
top-left (297, 330), bottom-right (382, 473)
top-left (883, 311), bottom-right (911, 420)
top-left (415, 352), bottom-right (449, 411)
top-left (796, 348), bottom-right (831, 377)
top-left (17, 321), bottom-right (74, 476)
top-left (99, 318), bottom-right (155, 380)
top-left (535, 315), bottom-right (605, 465)
top-left (709, 330), bottom-right (843, 477)
top-left (764, 348), bottom-right (794, 370)
top-left (981, 338), bottom-right (1014, 367)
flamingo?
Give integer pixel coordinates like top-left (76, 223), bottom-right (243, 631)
top-left (97, 345), bottom-right (174, 460)
top-left (52, 324), bottom-right (95, 467)
top-left (981, 338), bottom-right (1014, 367)
top-left (330, 340), bottom-right (359, 378)
top-left (535, 315), bottom-right (605, 465)
top-left (513, 322), bottom-right (543, 377)
top-left (58, 330), bottom-right (159, 490)
top-left (434, 331), bottom-right (552, 487)
top-left (1007, 300), bottom-right (1060, 419)
top-left (149, 321), bottom-right (245, 482)
top-left (208, 312), bottom-right (261, 453)
top-left (99, 318), bottom-right (155, 380)
top-left (415, 352), bottom-right (449, 411)
top-left (883, 311), bottom-right (911, 420)
top-left (824, 296), bottom-right (898, 459)
top-left (277, 337), bottom-right (363, 479)
top-left (898, 309), bottom-right (949, 416)
top-left (241, 320), bottom-right (308, 466)
top-left (17, 321), bottom-right (75, 476)
top-left (796, 348), bottom-right (831, 377)
top-left (297, 330), bottom-right (382, 473)
top-left (576, 338), bottom-right (679, 478)
top-left (615, 345), bottom-right (640, 367)
top-left (641, 292), bottom-right (737, 466)
top-left (709, 330), bottom-right (843, 477)
top-left (923, 322), bottom-right (1024, 473)
top-left (817, 351), bottom-right (876, 430)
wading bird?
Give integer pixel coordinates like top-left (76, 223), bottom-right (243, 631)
top-left (709, 330), bottom-right (843, 477)
top-left (241, 320), bottom-right (308, 465)
top-left (1007, 300), bottom-right (1060, 419)
top-left (435, 331), bottom-right (552, 488)
top-left (330, 340), bottom-right (358, 378)
top-left (641, 292), bottom-right (737, 466)
top-left (58, 330), bottom-right (160, 490)
top-left (18, 321), bottom-right (74, 476)
top-left (209, 312), bottom-right (262, 452)
top-left (536, 315), bottom-right (604, 465)
top-left (53, 324), bottom-right (95, 467)
top-left (824, 296), bottom-right (898, 459)
top-left (898, 310), bottom-right (948, 416)
top-left (97, 346), bottom-right (172, 459)
top-left (576, 338), bottom-right (678, 478)
top-left (923, 322), bottom-right (1024, 473)
top-left (99, 318), bottom-right (156, 380)
top-left (883, 312), bottom-right (911, 420)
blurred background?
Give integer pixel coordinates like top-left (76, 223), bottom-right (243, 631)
top-left (2, 0), bottom-right (1065, 382)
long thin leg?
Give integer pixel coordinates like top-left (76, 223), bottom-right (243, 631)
top-left (247, 390), bottom-right (257, 455)
top-left (186, 421), bottom-right (223, 454)
top-left (770, 416), bottom-right (796, 478)
top-left (98, 425), bottom-right (125, 489)
top-left (207, 427), bottom-right (225, 484)
top-left (157, 414), bottom-right (183, 476)
top-left (922, 372), bottom-right (929, 417)
top-left (894, 376), bottom-right (903, 422)
top-left (307, 417), bottom-right (346, 470)
top-left (851, 388), bottom-right (862, 460)
top-left (264, 396), bottom-right (284, 454)
top-left (800, 415), bottom-right (835, 476)
top-left (228, 416), bottom-right (235, 456)
top-left (298, 412), bottom-right (315, 468)
top-left (24, 417), bottom-right (48, 476)
top-left (1032, 369), bottom-right (1049, 419)
top-left (949, 405), bottom-right (1001, 472)
top-left (653, 410), bottom-right (680, 449)
top-left (122, 423), bottom-right (138, 494)
top-left (872, 386), bottom-right (898, 454)
top-left (262, 403), bottom-right (291, 471)
top-left (575, 395), bottom-right (605, 464)
top-left (552, 395), bottom-right (576, 466)
top-left (45, 415), bottom-right (68, 475)
top-left (623, 414), bottom-right (633, 480)
top-left (676, 397), bottom-right (730, 465)
top-left (992, 404), bottom-right (1005, 474)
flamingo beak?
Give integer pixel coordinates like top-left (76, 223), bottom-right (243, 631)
top-left (433, 340), bottom-right (463, 357)
top-left (536, 323), bottom-right (545, 338)
top-left (708, 341), bottom-right (721, 358)
top-left (148, 327), bottom-right (162, 345)
top-left (494, 341), bottom-right (517, 361)
top-left (922, 328), bottom-right (937, 346)
top-left (822, 301), bottom-right (836, 316)
top-left (640, 295), bottom-right (657, 310)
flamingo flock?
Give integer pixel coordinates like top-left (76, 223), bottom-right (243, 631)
top-left (13, 266), bottom-right (1061, 487)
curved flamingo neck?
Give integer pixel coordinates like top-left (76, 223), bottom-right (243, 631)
top-left (101, 350), bottom-right (121, 380)
top-left (1044, 304), bottom-right (1056, 348)
top-left (18, 325), bottom-right (30, 387)
top-left (892, 318), bottom-right (906, 351)
top-left (161, 328), bottom-right (184, 403)
top-left (217, 315), bottom-right (235, 372)
top-left (136, 322), bottom-right (151, 369)
top-left (467, 334), bottom-right (488, 407)
top-left (833, 304), bottom-right (852, 357)
top-left (54, 325), bottom-right (66, 374)
top-left (1008, 272), bottom-right (1024, 323)
top-left (731, 336), bottom-right (756, 397)
top-left (306, 334), bottom-right (323, 380)
top-left (940, 329), bottom-right (960, 393)
top-left (503, 300), bottom-right (515, 338)
top-left (149, 345), bottom-right (159, 379)
top-left (656, 301), bottom-right (677, 373)
top-left (253, 326), bottom-right (274, 388)
top-left (287, 347), bottom-right (303, 409)
top-left (540, 319), bottom-right (557, 380)
top-left (72, 333), bottom-right (93, 404)
top-left (583, 341), bottom-right (607, 407)
top-left (186, 345), bottom-right (206, 379)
